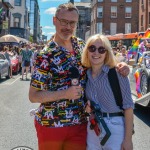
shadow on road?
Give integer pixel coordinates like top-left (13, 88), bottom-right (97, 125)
top-left (0, 77), bottom-right (8, 83)
top-left (134, 104), bottom-right (150, 127)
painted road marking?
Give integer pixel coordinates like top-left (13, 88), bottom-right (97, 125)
top-left (0, 76), bottom-right (21, 85)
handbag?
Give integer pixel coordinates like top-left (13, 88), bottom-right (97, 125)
top-left (24, 60), bottom-right (30, 67)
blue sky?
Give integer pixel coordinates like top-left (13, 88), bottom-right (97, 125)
top-left (38, 0), bottom-right (80, 40)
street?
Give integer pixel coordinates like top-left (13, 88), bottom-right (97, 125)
top-left (0, 75), bottom-right (150, 150)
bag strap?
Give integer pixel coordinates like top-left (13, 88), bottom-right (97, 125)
top-left (108, 68), bottom-right (123, 110)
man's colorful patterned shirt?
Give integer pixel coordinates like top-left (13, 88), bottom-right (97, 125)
top-left (31, 36), bottom-right (87, 127)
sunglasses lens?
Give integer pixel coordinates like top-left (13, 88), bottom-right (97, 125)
top-left (98, 47), bottom-right (106, 54)
top-left (88, 45), bottom-right (96, 52)
top-left (88, 45), bottom-right (106, 54)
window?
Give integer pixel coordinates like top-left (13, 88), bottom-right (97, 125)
top-left (98, 0), bottom-right (103, 2)
top-left (149, 12), bottom-right (150, 24)
top-left (125, 23), bottom-right (131, 33)
top-left (14, 17), bottom-right (20, 27)
top-left (126, 0), bottom-right (132, 2)
top-left (111, 6), bottom-right (117, 18)
top-left (14, 0), bottom-right (21, 6)
top-left (110, 23), bottom-right (117, 35)
top-left (97, 7), bottom-right (103, 18)
top-left (141, 15), bottom-right (143, 26)
top-left (125, 7), bottom-right (132, 18)
top-left (97, 22), bottom-right (102, 34)
top-left (111, 0), bottom-right (117, 2)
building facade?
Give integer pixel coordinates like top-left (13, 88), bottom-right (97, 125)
top-left (9, 0), bottom-right (29, 39)
top-left (0, 0), bottom-right (13, 36)
top-left (9, 0), bottom-right (41, 42)
top-left (90, 0), bottom-right (139, 35)
top-left (139, 0), bottom-right (150, 32)
top-left (75, 2), bottom-right (91, 40)
top-left (27, 0), bottom-right (41, 43)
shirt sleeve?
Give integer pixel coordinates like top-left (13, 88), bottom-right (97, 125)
top-left (117, 73), bottom-right (135, 110)
top-left (30, 52), bottom-right (51, 90)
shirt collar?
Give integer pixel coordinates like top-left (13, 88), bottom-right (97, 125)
top-left (87, 64), bottom-right (110, 77)
top-left (47, 36), bottom-right (78, 50)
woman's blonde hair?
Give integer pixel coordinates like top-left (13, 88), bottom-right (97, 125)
top-left (81, 34), bottom-right (117, 68)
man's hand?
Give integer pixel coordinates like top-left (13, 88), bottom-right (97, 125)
top-left (65, 86), bottom-right (82, 100)
top-left (116, 62), bottom-right (130, 77)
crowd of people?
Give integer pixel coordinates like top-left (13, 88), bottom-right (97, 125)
top-left (0, 44), bottom-right (44, 79)
top-left (112, 39), bottom-right (150, 64)
top-left (29, 2), bottom-right (134, 150)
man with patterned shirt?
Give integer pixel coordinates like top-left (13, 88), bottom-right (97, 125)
top-left (29, 3), bottom-right (129, 150)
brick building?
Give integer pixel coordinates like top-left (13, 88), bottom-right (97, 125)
top-left (90, 0), bottom-right (139, 35)
top-left (139, 0), bottom-right (150, 32)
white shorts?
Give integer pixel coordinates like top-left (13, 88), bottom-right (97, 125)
top-left (86, 116), bottom-right (125, 150)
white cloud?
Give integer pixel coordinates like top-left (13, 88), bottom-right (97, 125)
top-left (44, 7), bottom-right (56, 15)
top-left (47, 32), bottom-right (55, 35)
top-left (42, 32), bottom-right (46, 34)
top-left (43, 26), bottom-right (55, 29)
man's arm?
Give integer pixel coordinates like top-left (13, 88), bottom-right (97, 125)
top-left (29, 85), bottom-right (82, 103)
top-left (116, 62), bottom-right (130, 77)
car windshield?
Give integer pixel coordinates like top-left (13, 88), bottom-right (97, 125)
top-left (0, 54), bottom-right (5, 60)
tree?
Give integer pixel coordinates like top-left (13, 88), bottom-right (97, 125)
top-left (29, 35), bottom-right (33, 43)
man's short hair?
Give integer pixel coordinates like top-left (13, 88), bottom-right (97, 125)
top-left (55, 2), bottom-right (79, 16)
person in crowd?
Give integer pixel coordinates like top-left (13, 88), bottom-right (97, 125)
top-left (29, 47), bottom-right (35, 75)
top-left (29, 2), bottom-right (130, 150)
top-left (33, 45), bottom-right (41, 61)
top-left (116, 47), bottom-right (120, 53)
top-left (82, 34), bottom-right (134, 150)
top-left (20, 43), bottom-right (32, 80)
top-left (3, 46), bottom-right (13, 78)
top-left (112, 47), bottom-right (117, 55)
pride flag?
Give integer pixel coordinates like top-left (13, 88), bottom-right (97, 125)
top-left (134, 69), bottom-right (142, 98)
top-left (128, 29), bottom-right (150, 57)
top-left (0, 8), bottom-right (3, 15)
top-left (144, 30), bottom-right (150, 38)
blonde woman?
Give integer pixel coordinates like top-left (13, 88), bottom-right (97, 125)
top-left (82, 34), bottom-right (134, 150)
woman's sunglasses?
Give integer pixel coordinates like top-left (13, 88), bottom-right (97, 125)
top-left (88, 45), bottom-right (107, 54)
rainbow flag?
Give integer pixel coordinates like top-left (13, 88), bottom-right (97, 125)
top-left (134, 69), bottom-right (142, 98)
top-left (144, 30), bottom-right (150, 38)
top-left (128, 29), bottom-right (150, 57)
top-left (0, 8), bottom-right (3, 15)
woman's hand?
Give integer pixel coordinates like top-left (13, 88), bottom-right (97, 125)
top-left (121, 139), bottom-right (133, 150)
top-left (116, 62), bottom-right (130, 77)
top-left (85, 100), bottom-right (92, 113)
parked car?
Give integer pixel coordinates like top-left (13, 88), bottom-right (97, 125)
top-left (128, 51), bottom-right (150, 107)
top-left (0, 53), bottom-right (10, 80)
top-left (10, 55), bottom-right (20, 74)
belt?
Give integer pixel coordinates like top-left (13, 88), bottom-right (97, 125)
top-left (102, 112), bottom-right (124, 117)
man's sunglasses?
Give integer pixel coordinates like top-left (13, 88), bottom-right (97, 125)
top-left (88, 45), bottom-right (107, 54)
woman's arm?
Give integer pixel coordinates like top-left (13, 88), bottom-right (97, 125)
top-left (121, 108), bottom-right (134, 150)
